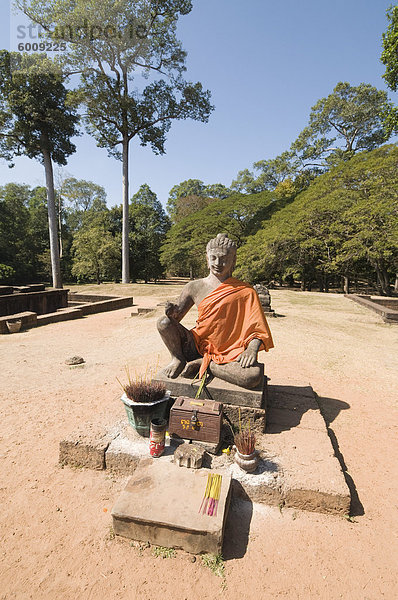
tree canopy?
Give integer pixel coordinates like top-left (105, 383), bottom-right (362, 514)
top-left (381, 5), bottom-right (398, 135)
top-left (235, 145), bottom-right (398, 295)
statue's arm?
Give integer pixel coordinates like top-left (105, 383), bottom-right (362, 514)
top-left (165, 283), bottom-right (195, 322)
top-left (237, 338), bottom-right (262, 368)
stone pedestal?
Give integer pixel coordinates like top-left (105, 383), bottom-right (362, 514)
top-left (153, 366), bottom-right (267, 409)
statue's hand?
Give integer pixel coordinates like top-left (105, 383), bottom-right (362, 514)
top-left (165, 301), bottom-right (179, 319)
top-left (237, 347), bottom-right (257, 368)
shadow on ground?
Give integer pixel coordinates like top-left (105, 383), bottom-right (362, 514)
top-left (317, 394), bottom-right (365, 517)
top-left (223, 489), bottom-right (253, 560)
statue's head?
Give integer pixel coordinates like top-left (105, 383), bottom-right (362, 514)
top-left (206, 233), bottom-right (237, 279)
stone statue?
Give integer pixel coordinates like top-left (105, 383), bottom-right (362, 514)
top-left (253, 283), bottom-right (274, 315)
top-left (157, 233), bottom-right (274, 389)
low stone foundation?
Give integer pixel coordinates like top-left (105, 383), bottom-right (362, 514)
top-left (59, 380), bottom-right (350, 516)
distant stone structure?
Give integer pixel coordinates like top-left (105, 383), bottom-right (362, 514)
top-left (253, 283), bottom-right (275, 317)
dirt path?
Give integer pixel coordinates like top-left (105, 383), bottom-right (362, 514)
top-left (0, 287), bottom-right (397, 599)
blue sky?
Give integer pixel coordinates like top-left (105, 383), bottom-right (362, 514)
top-left (1, 0), bottom-right (397, 209)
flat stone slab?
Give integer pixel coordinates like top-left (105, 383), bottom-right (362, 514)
top-left (111, 459), bottom-right (232, 554)
top-left (153, 366), bottom-right (266, 408)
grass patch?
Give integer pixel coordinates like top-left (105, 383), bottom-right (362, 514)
top-left (153, 545), bottom-right (176, 559)
top-left (201, 553), bottom-right (225, 578)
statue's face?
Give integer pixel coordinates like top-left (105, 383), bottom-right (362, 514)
top-left (206, 247), bottom-right (236, 279)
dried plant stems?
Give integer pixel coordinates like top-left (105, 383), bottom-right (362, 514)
top-left (117, 364), bottom-right (166, 403)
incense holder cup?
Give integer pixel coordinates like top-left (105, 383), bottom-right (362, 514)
top-left (234, 448), bottom-right (259, 473)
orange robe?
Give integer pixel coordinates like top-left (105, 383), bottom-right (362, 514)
top-left (191, 277), bottom-right (274, 377)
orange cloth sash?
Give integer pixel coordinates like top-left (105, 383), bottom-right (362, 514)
top-left (191, 277), bottom-right (274, 377)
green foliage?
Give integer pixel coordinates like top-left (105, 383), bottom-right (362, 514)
top-left (129, 184), bottom-right (170, 282)
top-left (381, 5), bottom-right (398, 92)
top-left (236, 145), bottom-right (398, 294)
top-left (201, 553), bottom-right (225, 578)
top-left (160, 190), bottom-right (279, 276)
top-left (167, 179), bottom-right (232, 220)
top-left (0, 264), bottom-right (15, 284)
top-left (71, 213), bottom-right (120, 284)
top-left (381, 5), bottom-right (398, 135)
top-left (61, 177), bottom-right (108, 232)
top-left (232, 151), bottom-right (299, 194)
top-left (0, 51), bottom-right (79, 166)
top-left (152, 546), bottom-right (176, 559)
top-left (291, 82), bottom-right (392, 170)
top-left (0, 50), bottom-right (80, 288)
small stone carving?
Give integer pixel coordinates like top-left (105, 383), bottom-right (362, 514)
top-left (65, 356), bottom-right (85, 365)
top-left (174, 443), bottom-right (205, 469)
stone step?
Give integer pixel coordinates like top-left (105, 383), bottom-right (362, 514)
top-left (111, 459), bottom-right (232, 554)
top-left (36, 307), bottom-right (83, 326)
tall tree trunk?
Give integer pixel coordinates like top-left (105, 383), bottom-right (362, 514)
top-left (375, 265), bottom-right (390, 296)
top-left (394, 273), bottom-right (398, 294)
top-left (122, 136), bottom-right (130, 283)
top-left (42, 146), bottom-right (62, 289)
top-left (343, 275), bottom-right (350, 294)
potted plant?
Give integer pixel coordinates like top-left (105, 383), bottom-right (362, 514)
top-left (233, 411), bottom-right (259, 473)
top-left (118, 368), bottom-right (170, 437)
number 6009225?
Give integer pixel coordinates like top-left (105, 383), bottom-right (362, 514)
top-left (18, 42), bottom-right (67, 51)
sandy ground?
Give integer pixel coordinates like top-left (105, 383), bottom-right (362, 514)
top-left (0, 284), bottom-right (397, 600)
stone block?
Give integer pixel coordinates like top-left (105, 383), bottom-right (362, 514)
top-left (263, 426), bottom-right (350, 515)
top-left (36, 307), bottom-right (83, 326)
top-left (0, 286), bottom-right (13, 296)
top-left (59, 421), bottom-right (118, 470)
top-left (0, 311), bottom-right (37, 334)
top-left (231, 458), bottom-right (282, 505)
top-left (153, 367), bottom-right (266, 408)
top-left (112, 459), bottom-right (231, 554)
top-left (223, 403), bottom-right (266, 434)
top-left (105, 424), bottom-right (148, 474)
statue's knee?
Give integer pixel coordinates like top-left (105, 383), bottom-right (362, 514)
top-left (243, 365), bottom-right (262, 389)
top-left (157, 315), bottom-right (172, 332)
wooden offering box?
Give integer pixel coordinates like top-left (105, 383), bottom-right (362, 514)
top-left (169, 397), bottom-right (223, 444)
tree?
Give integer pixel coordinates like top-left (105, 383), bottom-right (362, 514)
top-left (160, 190), bottom-right (276, 277)
top-left (236, 145), bottom-right (398, 294)
top-left (0, 183), bottom-right (32, 282)
top-left (129, 184), bottom-right (170, 282)
top-left (381, 5), bottom-right (398, 135)
top-left (71, 213), bottom-right (120, 284)
top-left (60, 177), bottom-right (107, 231)
top-left (167, 178), bottom-right (232, 220)
top-left (0, 51), bottom-right (79, 288)
top-left (231, 152), bottom-right (298, 194)
top-left (290, 82), bottom-right (392, 170)
top-left (18, 0), bottom-right (214, 284)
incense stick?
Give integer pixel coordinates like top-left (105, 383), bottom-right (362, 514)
top-left (199, 474), bottom-right (223, 516)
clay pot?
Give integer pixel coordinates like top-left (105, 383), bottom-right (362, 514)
top-left (234, 448), bottom-right (259, 473)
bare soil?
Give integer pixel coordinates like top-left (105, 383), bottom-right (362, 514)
top-left (0, 284), bottom-right (397, 600)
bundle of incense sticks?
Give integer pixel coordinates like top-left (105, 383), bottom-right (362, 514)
top-left (199, 474), bottom-right (222, 517)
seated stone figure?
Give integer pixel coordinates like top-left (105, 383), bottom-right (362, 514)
top-left (157, 233), bottom-right (274, 389)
